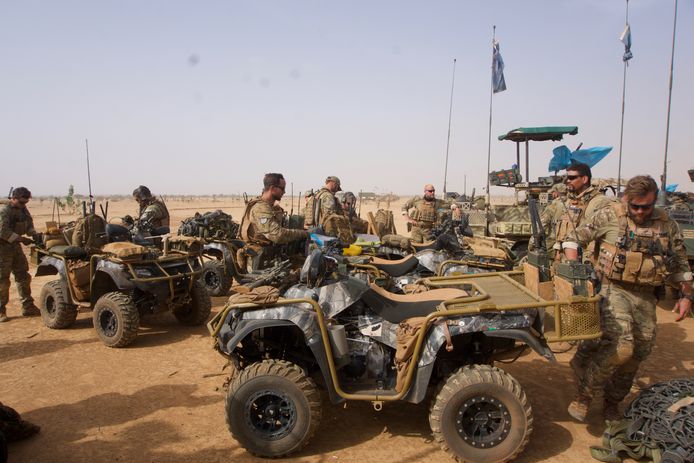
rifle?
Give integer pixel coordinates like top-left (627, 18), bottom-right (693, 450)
top-left (527, 197), bottom-right (551, 281)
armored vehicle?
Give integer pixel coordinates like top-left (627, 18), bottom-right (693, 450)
top-left (32, 217), bottom-right (211, 347)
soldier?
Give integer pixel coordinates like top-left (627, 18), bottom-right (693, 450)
top-left (563, 175), bottom-right (693, 422)
top-left (338, 191), bottom-right (368, 234)
top-left (401, 184), bottom-right (452, 243)
top-left (132, 185), bottom-right (170, 232)
top-left (239, 173), bottom-right (308, 270)
top-left (544, 162), bottom-right (613, 258)
top-left (0, 187), bottom-right (40, 322)
top-left (311, 176), bottom-right (343, 227)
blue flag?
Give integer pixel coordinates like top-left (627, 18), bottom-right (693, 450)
top-left (492, 40), bottom-right (507, 93)
top-left (620, 23), bottom-right (633, 62)
top-left (666, 184), bottom-right (678, 193)
top-left (548, 145), bottom-right (613, 172)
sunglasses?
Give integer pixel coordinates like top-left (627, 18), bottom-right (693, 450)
top-left (273, 185), bottom-right (286, 192)
top-left (425, 189), bottom-right (435, 193)
top-left (565, 175), bottom-right (581, 181)
top-left (628, 202), bottom-right (655, 211)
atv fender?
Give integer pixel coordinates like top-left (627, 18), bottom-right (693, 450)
top-left (35, 256), bottom-right (67, 279)
top-left (94, 261), bottom-right (135, 291)
top-left (204, 242), bottom-right (233, 263)
top-left (218, 318), bottom-right (343, 405)
top-left (402, 328), bottom-right (555, 404)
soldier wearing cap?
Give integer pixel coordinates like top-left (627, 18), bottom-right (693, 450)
top-left (311, 176), bottom-right (343, 227)
top-left (0, 187), bottom-right (40, 322)
top-left (239, 173), bottom-right (309, 270)
top-left (401, 184), bottom-right (452, 243)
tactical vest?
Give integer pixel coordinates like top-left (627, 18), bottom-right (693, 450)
top-left (322, 213), bottom-right (355, 244)
top-left (140, 199), bottom-right (170, 228)
top-left (597, 203), bottom-right (670, 286)
top-left (240, 198), bottom-right (271, 246)
top-left (556, 189), bottom-right (609, 242)
top-left (410, 199), bottom-right (438, 225)
top-left (304, 188), bottom-right (338, 227)
top-left (6, 206), bottom-right (32, 237)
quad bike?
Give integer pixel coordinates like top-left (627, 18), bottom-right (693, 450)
top-left (208, 237), bottom-right (602, 461)
top-left (31, 216), bottom-right (212, 347)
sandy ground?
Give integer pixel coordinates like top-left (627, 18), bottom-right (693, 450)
top-left (1, 197), bottom-right (692, 463)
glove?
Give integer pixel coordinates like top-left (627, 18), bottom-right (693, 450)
top-left (307, 226), bottom-right (324, 235)
top-left (18, 236), bottom-right (34, 245)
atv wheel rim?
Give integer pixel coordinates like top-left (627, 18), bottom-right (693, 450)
top-left (98, 309), bottom-right (118, 338)
top-left (244, 389), bottom-right (297, 440)
top-left (456, 395), bottom-right (511, 448)
top-left (45, 295), bottom-right (56, 317)
top-left (204, 270), bottom-right (220, 290)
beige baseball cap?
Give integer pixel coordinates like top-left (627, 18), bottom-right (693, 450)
top-left (326, 176), bottom-right (342, 191)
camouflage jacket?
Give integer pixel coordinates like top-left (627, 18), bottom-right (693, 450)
top-left (566, 203), bottom-right (691, 284)
top-left (314, 188), bottom-right (342, 226)
top-left (402, 197), bottom-right (451, 227)
top-left (138, 198), bottom-right (170, 228)
top-left (545, 186), bottom-right (614, 249)
top-left (241, 198), bottom-right (306, 245)
top-left (0, 203), bottom-right (35, 245)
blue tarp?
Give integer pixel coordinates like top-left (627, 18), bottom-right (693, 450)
top-left (666, 184), bottom-right (678, 193)
top-left (548, 145), bottom-right (613, 172)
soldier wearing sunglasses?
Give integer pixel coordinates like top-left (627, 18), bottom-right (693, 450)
top-left (562, 175), bottom-right (693, 422)
top-left (401, 184), bottom-right (455, 243)
top-left (238, 173), bottom-right (309, 271)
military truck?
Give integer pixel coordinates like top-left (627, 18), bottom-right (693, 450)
top-left (32, 215), bottom-right (211, 347)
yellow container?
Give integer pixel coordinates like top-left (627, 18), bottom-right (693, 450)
top-left (342, 244), bottom-right (363, 256)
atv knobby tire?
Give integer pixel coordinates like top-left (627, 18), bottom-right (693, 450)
top-left (202, 259), bottom-right (232, 297)
top-left (173, 279), bottom-right (212, 325)
top-left (92, 292), bottom-right (140, 348)
top-left (226, 360), bottom-right (321, 458)
top-left (39, 280), bottom-right (78, 329)
top-left (429, 364), bottom-right (532, 463)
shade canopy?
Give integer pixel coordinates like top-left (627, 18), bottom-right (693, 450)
top-left (498, 126), bottom-right (578, 142)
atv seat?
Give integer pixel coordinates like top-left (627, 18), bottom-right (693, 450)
top-left (411, 240), bottom-right (437, 252)
top-left (370, 255), bottom-right (418, 277)
top-left (362, 283), bottom-right (468, 324)
top-left (47, 245), bottom-right (88, 260)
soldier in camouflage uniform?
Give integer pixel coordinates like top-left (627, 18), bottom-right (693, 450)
top-left (239, 173), bottom-right (308, 270)
top-left (132, 185), bottom-right (170, 231)
top-left (311, 176), bottom-right (343, 226)
top-left (401, 184), bottom-right (452, 243)
top-left (541, 163), bottom-right (612, 258)
top-left (562, 175), bottom-right (693, 422)
top-left (0, 187), bottom-right (40, 322)
top-left (339, 191), bottom-right (368, 234)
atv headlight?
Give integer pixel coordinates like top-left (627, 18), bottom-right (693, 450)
top-left (133, 268), bottom-right (154, 278)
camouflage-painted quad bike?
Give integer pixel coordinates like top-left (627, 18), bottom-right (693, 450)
top-left (32, 223), bottom-right (211, 347)
top-left (208, 244), bottom-right (601, 462)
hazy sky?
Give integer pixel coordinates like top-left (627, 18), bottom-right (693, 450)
top-left (1, 0), bottom-right (692, 197)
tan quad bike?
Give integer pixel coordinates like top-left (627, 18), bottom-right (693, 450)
top-left (208, 223), bottom-right (601, 463)
top-left (32, 218), bottom-right (211, 348)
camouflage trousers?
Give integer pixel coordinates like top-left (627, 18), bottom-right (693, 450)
top-left (0, 243), bottom-right (33, 311)
top-left (410, 225), bottom-right (432, 244)
top-left (574, 280), bottom-right (657, 403)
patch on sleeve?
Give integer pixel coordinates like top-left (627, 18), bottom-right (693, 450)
top-left (259, 217), bottom-right (269, 224)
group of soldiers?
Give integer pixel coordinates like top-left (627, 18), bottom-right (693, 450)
top-left (540, 162), bottom-right (692, 421)
top-left (2, 167), bottom-right (693, 430)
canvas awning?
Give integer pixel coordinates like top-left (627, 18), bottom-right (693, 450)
top-left (498, 126), bottom-right (578, 142)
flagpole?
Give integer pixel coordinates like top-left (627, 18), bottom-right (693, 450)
top-left (443, 58), bottom-right (457, 196)
top-left (486, 26), bottom-right (496, 207)
top-left (616, 0), bottom-right (629, 196)
top-left (660, 0), bottom-right (678, 204)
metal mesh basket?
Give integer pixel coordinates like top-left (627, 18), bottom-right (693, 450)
top-left (545, 299), bottom-right (601, 342)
